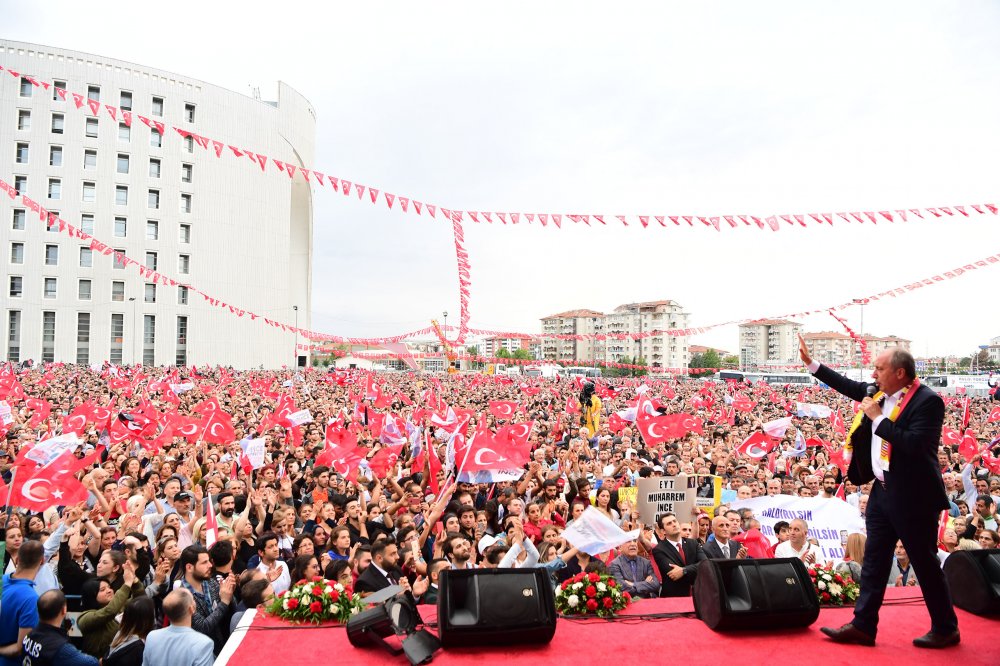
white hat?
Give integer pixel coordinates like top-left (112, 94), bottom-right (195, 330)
top-left (477, 534), bottom-right (502, 555)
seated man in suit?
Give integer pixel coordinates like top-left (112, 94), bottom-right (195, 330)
top-left (652, 512), bottom-right (705, 597)
top-left (355, 539), bottom-right (429, 601)
top-left (703, 516), bottom-right (747, 559)
top-left (609, 539), bottom-right (659, 599)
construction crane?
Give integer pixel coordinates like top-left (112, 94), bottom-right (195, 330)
top-left (431, 319), bottom-right (458, 374)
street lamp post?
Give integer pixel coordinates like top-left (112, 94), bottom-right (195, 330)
top-left (853, 298), bottom-right (867, 366)
top-left (293, 305), bottom-right (299, 368)
top-left (128, 297), bottom-right (137, 366)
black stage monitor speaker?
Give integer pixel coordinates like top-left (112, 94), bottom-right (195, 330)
top-left (944, 549), bottom-right (1000, 616)
top-left (693, 557), bottom-right (820, 631)
top-left (437, 568), bottom-right (556, 648)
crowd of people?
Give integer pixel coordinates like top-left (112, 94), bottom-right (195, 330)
top-left (1, 359), bottom-right (998, 664)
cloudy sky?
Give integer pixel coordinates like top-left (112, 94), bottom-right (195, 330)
top-left (8, 2), bottom-right (1000, 357)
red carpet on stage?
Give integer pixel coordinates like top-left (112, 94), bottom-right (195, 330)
top-left (218, 588), bottom-right (996, 666)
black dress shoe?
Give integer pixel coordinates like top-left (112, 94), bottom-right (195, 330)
top-left (820, 623), bottom-right (876, 646)
top-left (913, 630), bottom-right (960, 648)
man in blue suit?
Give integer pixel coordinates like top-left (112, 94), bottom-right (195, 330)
top-left (799, 336), bottom-right (958, 649)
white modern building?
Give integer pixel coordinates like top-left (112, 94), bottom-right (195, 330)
top-left (738, 319), bottom-right (802, 370)
top-left (1, 40), bottom-right (314, 369)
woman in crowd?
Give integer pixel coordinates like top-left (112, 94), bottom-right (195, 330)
top-left (78, 560), bottom-right (146, 658)
top-left (328, 526), bottom-right (353, 561)
top-left (103, 596), bottom-right (155, 666)
top-left (836, 532), bottom-right (866, 583)
top-left (290, 553), bottom-right (321, 583)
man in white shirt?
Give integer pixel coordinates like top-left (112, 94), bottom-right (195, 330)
top-left (774, 519), bottom-right (823, 564)
top-left (143, 589), bottom-right (214, 666)
top-left (254, 532), bottom-right (290, 595)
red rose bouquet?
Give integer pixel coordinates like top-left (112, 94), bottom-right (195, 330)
top-left (266, 577), bottom-right (364, 624)
top-left (807, 562), bottom-right (859, 606)
top-left (555, 571), bottom-right (631, 618)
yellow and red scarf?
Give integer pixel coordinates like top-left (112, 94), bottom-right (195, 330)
top-left (844, 379), bottom-right (920, 472)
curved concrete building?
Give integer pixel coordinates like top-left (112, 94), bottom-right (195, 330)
top-left (1, 40), bottom-right (313, 368)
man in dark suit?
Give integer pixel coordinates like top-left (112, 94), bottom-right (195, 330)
top-left (701, 516), bottom-right (747, 560)
top-left (800, 337), bottom-right (959, 649)
top-left (652, 513), bottom-right (705, 597)
top-left (354, 540), bottom-right (403, 597)
top-left (610, 538), bottom-right (660, 598)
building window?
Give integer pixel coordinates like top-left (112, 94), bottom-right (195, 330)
top-left (77, 312), bottom-right (91, 365)
top-left (119, 91), bottom-right (133, 110)
top-left (12, 209), bottom-right (26, 231)
top-left (144, 283), bottom-right (156, 303)
top-left (78, 278), bottom-right (92, 300)
top-left (176, 316), bottom-right (188, 365)
top-left (20, 77), bottom-right (32, 97)
top-left (143, 315), bottom-right (156, 365)
top-left (52, 81), bottom-right (66, 101)
top-left (184, 136), bottom-right (194, 153)
top-left (179, 224), bottom-right (191, 244)
top-left (178, 285), bottom-right (189, 305)
top-left (118, 123), bottom-right (130, 142)
top-left (43, 277), bottom-right (57, 299)
top-left (45, 244), bottom-right (59, 266)
top-left (181, 164), bottom-right (193, 183)
top-left (41, 311), bottom-right (56, 363)
top-left (10, 243), bottom-right (24, 264)
top-left (84, 149), bottom-right (97, 169)
top-left (146, 220), bottom-right (159, 240)
top-left (48, 179), bottom-right (61, 200)
top-left (85, 117), bottom-right (99, 138)
top-left (115, 186), bottom-right (128, 206)
top-left (145, 251), bottom-right (157, 271)
top-left (80, 214), bottom-right (94, 234)
top-left (151, 96), bottom-right (164, 117)
top-left (87, 85), bottom-right (101, 102)
top-left (148, 190), bottom-right (160, 209)
top-left (180, 194), bottom-right (192, 213)
top-left (14, 176), bottom-right (27, 193)
top-left (17, 109), bottom-right (31, 130)
top-left (111, 281), bottom-right (125, 301)
top-left (51, 113), bottom-right (65, 134)
top-left (178, 254), bottom-right (190, 274)
top-left (9, 276), bottom-right (23, 298)
top-left (184, 103), bottom-right (195, 123)
top-left (82, 182), bottom-right (96, 203)
top-left (49, 146), bottom-right (63, 167)
top-left (15, 143), bottom-right (29, 164)
top-left (7, 311), bottom-right (20, 363)
top-left (149, 158), bottom-right (161, 178)
top-left (113, 250), bottom-right (127, 270)
top-left (150, 129), bottom-right (162, 148)
top-left (110, 313), bottom-right (124, 364)
top-left (79, 247), bottom-right (93, 268)
top-left (117, 153), bottom-right (130, 174)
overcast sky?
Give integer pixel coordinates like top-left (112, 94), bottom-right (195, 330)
top-left (8, 2), bottom-right (1000, 357)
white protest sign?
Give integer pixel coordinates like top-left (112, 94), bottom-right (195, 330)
top-left (562, 507), bottom-right (641, 556)
top-left (26, 433), bottom-right (80, 466)
top-left (244, 437), bottom-right (267, 470)
top-left (169, 382), bottom-right (195, 394)
top-left (636, 475), bottom-right (695, 526)
top-left (286, 409), bottom-right (313, 426)
top-left (0, 400), bottom-right (12, 425)
top-left (732, 495), bottom-right (866, 562)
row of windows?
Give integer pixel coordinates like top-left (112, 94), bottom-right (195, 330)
top-left (8, 275), bottom-right (191, 303)
top-left (12, 144), bottom-right (193, 182)
top-left (14, 110), bottom-right (200, 153)
top-left (9, 243), bottom-right (191, 271)
top-left (17, 77), bottom-right (196, 122)
top-left (8, 176), bottom-right (194, 211)
top-left (11, 209), bottom-right (192, 243)
top-left (7, 309), bottom-right (188, 366)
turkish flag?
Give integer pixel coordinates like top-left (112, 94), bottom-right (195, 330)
top-left (329, 446), bottom-right (368, 480)
top-left (25, 398), bottom-right (52, 428)
top-left (7, 451), bottom-right (89, 511)
top-left (989, 406), bottom-right (1000, 423)
top-left (461, 428), bottom-right (530, 472)
top-left (608, 412), bottom-right (627, 433)
top-left (735, 432), bottom-right (775, 459)
top-left (495, 421), bottom-right (534, 449)
top-left (732, 395), bottom-right (755, 412)
top-left (941, 427), bottom-right (961, 449)
top-left (109, 412), bottom-right (156, 444)
top-left (636, 411), bottom-right (703, 446)
top-left (488, 401), bottom-right (518, 420)
top-left (368, 443), bottom-right (403, 477)
top-left (958, 430), bottom-right (978, 461)
top-left (829, 447), bottom-right (850, 475)
top-left (830, 410), bottom-right (846, 438)
top-left (166, 412), bottom-right (203, 442)
top-left (200, 408), bottom-right (236, 445)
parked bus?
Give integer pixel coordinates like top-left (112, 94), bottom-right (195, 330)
top-left (562, 366), bottom-right (603, 379)
top-left (922, 374), bottom-right (991, 397)
top-left (524, 364), bottom-right (561, 379)
top-left (760, 372), bottom-right (819, 386)
top-left (713, 370), bottom-right (764, 384)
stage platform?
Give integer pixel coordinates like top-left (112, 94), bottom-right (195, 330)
top-left (215, 588), bottom-right (996, 666)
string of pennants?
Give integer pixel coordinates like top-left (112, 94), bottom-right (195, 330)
top-left (2, 65), bottom-right (997, 233)
top-left (7, 171), bottom-right (1000, 354)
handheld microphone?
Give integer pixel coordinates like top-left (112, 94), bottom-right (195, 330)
top-left (866, 385), bottom-right (877, 398)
